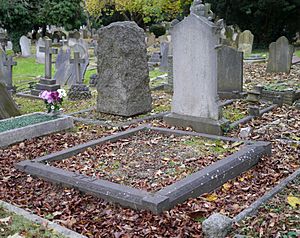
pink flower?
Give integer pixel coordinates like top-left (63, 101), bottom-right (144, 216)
top-left (39, 91), bottom-right (52, 101)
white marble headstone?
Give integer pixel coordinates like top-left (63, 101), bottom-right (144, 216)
top-left (19, 35), bottom-right (31, 57)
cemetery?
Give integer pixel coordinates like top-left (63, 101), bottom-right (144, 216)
top-left (0, 0), bottom-right (299, 237)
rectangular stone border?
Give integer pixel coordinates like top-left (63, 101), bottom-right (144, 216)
top-left (228, 104), bottom-right (277, 130)
top-left (16, 125), bottom-right (271, 214)
top-left (0, 112), bottom-right (74, 148)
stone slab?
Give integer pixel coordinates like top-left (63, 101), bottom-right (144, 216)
top-left (0, 112), bottom-right (74, 148)
top-left (0, 82), bottom-right (20, 119)
top-left (164, 112), bottom-right (228, 135)
top-left (16, 126), bottom-right (271, 214)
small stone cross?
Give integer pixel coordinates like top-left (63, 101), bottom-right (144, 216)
top-left (70, 51), bottom-right (85, 84)
top-left (3, 55), bottom-right (17, 89)
top-left (39, 39), bottom-right (58, 79)
top-left (60, 37), bottom-right (68, 47)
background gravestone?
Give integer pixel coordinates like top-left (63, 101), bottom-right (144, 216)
top-left (238, 30), bottom-right (254, 55)
top-left (0, 49), bottom-right (9, 86)
top-left (36, 38), bottom-right (45, 64)
top-left (54, 41), bottom-right (89, 86)
top-left (266, 36), bottom-right (294, 73)
top-left (160, 42), bottom-right (170, 72)
top-left (0, 82), bottom-right (20, 119)
top-left (217, 45), bottom-right (243, 98)
top-left (19, 36), bottom-right (31, 57)
top-left (96, 21), bottom-right (152, 117)
top-left (164, 0), bottom-right (227, 135)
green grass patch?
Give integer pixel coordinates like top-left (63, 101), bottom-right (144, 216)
top-left (183, 138), bottom-right (242, 156)
top-left (0, 206), bottom-right (64, 238)
top-left (84, 69), bottom-right (97, 85)
top-left (295, 50), bottom-right (300, 58)
top-left (149, 68), bottom-right (166, 79)
top-left (14, 90), bottom-right (97, 115)
top-left (223, 106), bottom-right (245, 122)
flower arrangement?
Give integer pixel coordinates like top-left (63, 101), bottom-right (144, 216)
top-left (39, 89), bottom-right (66, 114)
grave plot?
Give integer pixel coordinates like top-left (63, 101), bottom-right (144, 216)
top-left (70, 90), bottom-right (171, 127)
top-left (0, 112), bottom-right (74, 148)
top-left (244, 63), bottom-right (300, 105)
top-left (16, 125), bottom-right (271, 214)
top-left (232, 175), bottom-right (300, 237)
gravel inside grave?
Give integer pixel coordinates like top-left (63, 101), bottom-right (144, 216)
top-left (0, 114), bottom-right (59, 133)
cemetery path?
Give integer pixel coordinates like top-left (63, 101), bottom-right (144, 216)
top-left (0, 105), bottom-right (299, 237)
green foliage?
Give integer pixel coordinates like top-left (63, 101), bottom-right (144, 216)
top-left (206, 0), bottom-right (300, 47)
top-left (149, 24), bottom-right (166, 37)
top-left (0, 0), bottom-right (86, 52)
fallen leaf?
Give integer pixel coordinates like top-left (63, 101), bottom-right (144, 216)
top-left (287, 195), bottom-right (300, 208)
top-left (205, 193), bottom-right (218, 202)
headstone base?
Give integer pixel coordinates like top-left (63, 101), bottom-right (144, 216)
top-left (31, 78), bottom-right (60, 96)
top-left (164, 113), bottom-right (228, 136)
top-left (67, 84), bottom-right (92, 101)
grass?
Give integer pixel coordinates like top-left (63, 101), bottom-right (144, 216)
top-left (0, 205), bottom-right (64, 238)
top-left (295, 50), bottom-right (300, 58)
top-left (149, 68), bottom-right (166, 79)
top-left (223, 106), bottom-right (245, 122)
top-left (13, 57), bottom-right (46, 87)
top-left (14, 90), bottom-right (97, 115)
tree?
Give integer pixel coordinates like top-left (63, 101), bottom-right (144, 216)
top-left (0, 0), bottom-right (86, 52)
top-left (206, 0), bottom-right (300, 47)
top-left (85, 0), bottom-right (182, 27)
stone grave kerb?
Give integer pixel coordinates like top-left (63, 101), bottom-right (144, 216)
top-left (3, 55), bottom-right (17, 90)
top-left (70, 51), bottom-right (85, 84)
top-left (39, 38), bottom-right (58, 79)
top-left (164, 0), bottom-right (228, 135)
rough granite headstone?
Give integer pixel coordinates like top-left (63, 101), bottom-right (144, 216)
top-left (217, 45), bottom-right (243, 96)
top-left (0, 82), bottom-right (20, 119)
top-left (96, 21), bottom-right (152, 116)
top-left (238, 30), bottom-right (254, 55)
top-left (19, 36), bottom-right (31, 57)
top-left (164, 0), bottom-right (227, 135)
top-left (36, 38), bottom-right (45, 64)
top-left (266, 36), bottom-right (294, 73)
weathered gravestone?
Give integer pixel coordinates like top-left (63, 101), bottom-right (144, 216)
top-left (217, 45), bottom-right (243, 98)
top-left (36, 38), bottom-right (45, 64)
top-left (0, 82), bottom-right (20, 119)
top-left (164, 0), bottom-right (227, 135)
top-left (96, 21), bottom-right (152, 116)
top-left (160, 42), bottom-right (169, 72)
top-left (238, 30), bottom-right (254, 55)
top-left (0, 49), bottom-right (9, 87)
top-left (19, 36), bottom-right (31, 57)
top-left (266, 36), bottom-right (294, 73)
top-left (6, 41), bottom-right (13, 51)
top-left (3, 55), bottom-right (17, 91)
top-left (54, 41), bottom-right (89, 86)
top-left (148, 52), bottom-right (161, 67)
top-left (31, 39), bottom-right (60, 96)
top-left (0, 28), bottom-right (8, 50)
top-left (67, 51), bottom-right (92, 101)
